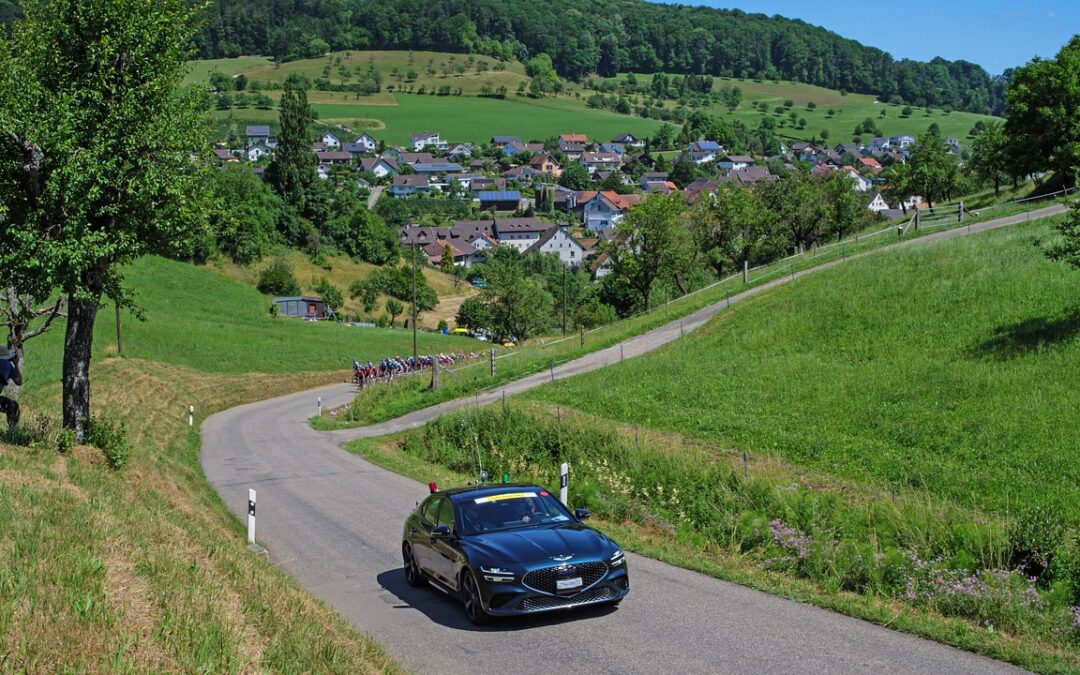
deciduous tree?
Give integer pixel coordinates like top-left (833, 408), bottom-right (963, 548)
top-left (605, 193), bottom-right (691, 311)
top-left (1005, 36), bottom-right (1080, 184)
top-left (969, 119), bottom-right (1009, 196)
top-left (0, 0), bottom-right (211, 438)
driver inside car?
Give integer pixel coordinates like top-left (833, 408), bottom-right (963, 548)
top-left (515, 498), bottom-right (541, 524)
top-left (461, 502), bottom-right (484, 533)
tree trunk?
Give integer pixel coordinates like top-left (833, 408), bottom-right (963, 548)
top-left (63, 295), bottom-right (98, 441)
top-left (994, 177), bottom-right (1000, 197)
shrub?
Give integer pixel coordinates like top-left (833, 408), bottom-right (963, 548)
top-left (256, 257), bottom-right (300, 296)
top-left (1009, 506), bottom-right (1067, 578)
top-left (437, 319), bottom-right (448, 331)
top-left (55, 428), bottom-right (75, 454)
top-left (1048, 535), bottom-right (1080, 604)
top-left (376, 313), bottom-right (389, 328)
top-left (312, 278), bottom-right (344, 312)
top-left (85, 414), bottom-right (131, 470)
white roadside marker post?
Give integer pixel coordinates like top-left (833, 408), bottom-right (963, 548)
top-left (560, 463), bottom-right (569, 506)
top-left (247, 489), bottom-right (256, 545)
top-left (188, 405), bottom-right (194, 427)
top-left (317, 396), bottom-right (322, 416)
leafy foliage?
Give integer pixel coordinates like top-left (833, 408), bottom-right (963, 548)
top-left (265, 81), bottom-right (316, 214)
top-left (346, 207), bottom-right (399, 264)
top-left (192, 0), bottom-right (1005, 114)
top-left (257, 257), bottom-right (301, 295)
top-left (208, 165), bottom-right (286, 264)
top-left (1045, 201), bottom-right (1080, 270)
top-left (477, 247), bottom-right (553, 339)
top-left (1005, 36), bottom-right (1080, 182)
top-left (0, 0), bottom-right (211, 436)
top-left (605, 193), bottom-right (692, 310)
top-left (312, 278), bottom-right (344, 311)
top-left (455, 296), bottom-right (489, 330)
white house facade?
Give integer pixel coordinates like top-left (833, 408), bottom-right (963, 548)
top-left (867, 192), bottom-right (890, 212)
top-left (524, 226), bottom-right (585, 267)
top-left (583, 193), bottom-right (629, 232)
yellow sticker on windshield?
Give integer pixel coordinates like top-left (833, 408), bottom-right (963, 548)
top-left (474, 491), bottom-right (536, 504)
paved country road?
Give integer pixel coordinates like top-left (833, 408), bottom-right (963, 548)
top-left (201, 207), bottom-right (1062, 674)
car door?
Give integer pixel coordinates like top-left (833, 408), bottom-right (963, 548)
top-left (410, 497), bottom-right (439, 576)
top-left (431, 498), bottom-right (463, 588)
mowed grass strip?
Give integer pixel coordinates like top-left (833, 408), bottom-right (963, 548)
top-left (311, 93), bottom-right (666, 146)
top-left (526, 218), bottom-right (1080, 519)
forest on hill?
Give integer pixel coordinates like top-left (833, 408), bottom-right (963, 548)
top-left (190, 0), bottom-right (1007, 115)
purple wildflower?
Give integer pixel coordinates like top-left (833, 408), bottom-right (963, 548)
top-left (769, 519), bottom-right (811, 559)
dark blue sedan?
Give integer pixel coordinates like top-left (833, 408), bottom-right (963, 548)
top-left (402, 483), bottom-right (629, 625)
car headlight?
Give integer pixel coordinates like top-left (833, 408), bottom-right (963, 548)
top-left (610, 549), bottom-right (625, 566)
top-left (480, 565), bottom-right (515, 581)
top-left (480, 565), bottom-right (513, 575)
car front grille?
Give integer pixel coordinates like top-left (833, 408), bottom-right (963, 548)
top-left (523, 561), bottom-right (608, 595)
top-left (519, 585), bottom-right (617, 612)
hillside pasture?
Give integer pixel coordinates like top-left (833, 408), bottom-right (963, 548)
top-left (193, 51), bottom-right (996, 147)
top-left (310, 93), bottom-right (666, 146)
top-left (19, 255), bottom-right (475, 392)
top-left (188, 51), bottom-right (530, 97)
top-left (208, 250), bottom-right (476, 329)
top-left (526, 218), bottom-right (1080, 520)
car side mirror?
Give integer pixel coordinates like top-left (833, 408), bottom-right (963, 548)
top-left (574, 508), bottom-right (591, 520)
top-left (432, 524), bottom-right (451, 538)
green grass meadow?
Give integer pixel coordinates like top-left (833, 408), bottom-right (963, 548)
top-left (604, 72), bottom-right (996, 144)
top-left (21, 255), bottom-right (474, 392)
top-left (526, 218), bottom-right (1080, 519)
top-left (192, 51), bottom-right (994, 147)
top-left (2, 253), bottom-right (432, 671)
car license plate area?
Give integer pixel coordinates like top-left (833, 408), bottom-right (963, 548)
top-left (556, 577), bottom-right (582, 592)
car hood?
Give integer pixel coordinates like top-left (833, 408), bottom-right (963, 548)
top-left (464, 523), bottom-right (613, 567)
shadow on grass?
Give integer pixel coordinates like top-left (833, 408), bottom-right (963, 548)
top-left (968, 309), bottom-right (1080, 360)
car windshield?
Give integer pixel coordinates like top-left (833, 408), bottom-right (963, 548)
top-left (457, 489), bottom-right (573, 535)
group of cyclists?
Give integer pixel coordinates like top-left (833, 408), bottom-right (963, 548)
top-left (352, 352), bottom-right (482, 388)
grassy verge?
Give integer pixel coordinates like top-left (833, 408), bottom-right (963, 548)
top-left (1, 360), bottom-right (401, 671)
top-left (346, 407), bottom-right (1079, 674)
top-left (526, 217), bottom-right (1080, 520)
top-left (314, 194), bottom-right (1075, 431)
top-left (0, 251), bottom-right (467, 670)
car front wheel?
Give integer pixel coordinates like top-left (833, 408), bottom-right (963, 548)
top-left (402, 543), bottom-right (424, 588)
top-left (460, 569), bottom-right (492, 626)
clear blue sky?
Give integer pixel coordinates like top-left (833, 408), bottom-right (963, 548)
top-left (673, 1), bottom-right (1077, 74)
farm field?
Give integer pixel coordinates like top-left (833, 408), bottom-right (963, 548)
top-left (186, 51), bottom-right (531, 96)
top-left (307, 94), bottom-right (666, 146)
top-left (205, 92), bottom-right (665, 146)
top-left (192, 51), bottom-right (994, 147)
top-left (525, 218), bottom-right (1080, 520)
top-left (600, 73), bottom-right (996, 145)
top-left (712, 97), bottom-right (991, 146)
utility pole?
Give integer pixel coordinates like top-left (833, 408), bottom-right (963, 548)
top-left (411, 242), bottom-right (418, 363)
